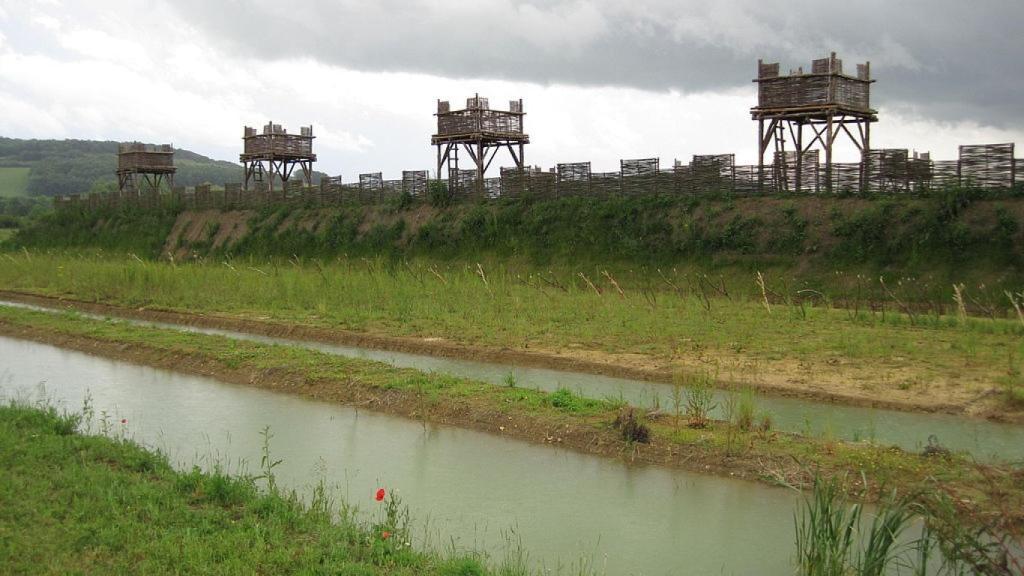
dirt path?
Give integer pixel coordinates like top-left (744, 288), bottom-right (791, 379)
top-left (0, 289), bottom-right (1017, 423)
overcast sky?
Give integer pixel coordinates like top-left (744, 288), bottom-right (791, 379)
top-left (1, 0), bottom-right (1021, 177)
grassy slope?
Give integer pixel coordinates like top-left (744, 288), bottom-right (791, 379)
top-left (0, 167), bottom-right (29, 197)
top-left (0, 304), bottom-right (1018, 521)
top-left (1, 252), bottom-right (1021, 413)
top-left (0, 402), bottom-right (517, 575)
top-left (13, 190), bottom-right (1024, 299)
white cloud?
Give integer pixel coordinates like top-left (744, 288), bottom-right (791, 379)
top-left (59, 28), bottom-right (152, 69)
top-left (30, 13), bottom-right (60, 31)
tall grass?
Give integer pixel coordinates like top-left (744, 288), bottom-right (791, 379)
top-left (0, 251), bottom-right (1022, 397)
top-left (795, 478), bottom-right (916, 576)
top-left (795, 476), bottom-right (1024, 575)
top-left (682, 371), bottom-right (718, 428)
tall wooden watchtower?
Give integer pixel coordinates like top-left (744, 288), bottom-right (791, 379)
top-left (432, 95), bottom-right (528, 187)
top-left (240, 122), bottom-right (316, 191)
top-left (117, 142), bottom-right (176, 193)
top-left (752, 52), bottom-right (876, 193)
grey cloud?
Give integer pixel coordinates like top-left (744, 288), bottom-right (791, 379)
top-left (107, 0), bottom-right (1024, 130)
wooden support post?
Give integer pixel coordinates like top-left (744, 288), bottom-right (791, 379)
top-left (863, 120), bottom-right (871, 193)
top-left (795, 122), bottom-right (803, 193)
top-left (757, 118), bottom-right (764, 194)
top-left (825, 114), bottom-right (834, 193)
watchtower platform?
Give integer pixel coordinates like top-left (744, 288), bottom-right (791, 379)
top-left (117, 143), bottom-right (176, 193)
top-left (240, 122), bottom-right (316, 191)
top-left (432, 95), bottom-right (528, 187)
top-left (752, 53), bottom-right (876, 192)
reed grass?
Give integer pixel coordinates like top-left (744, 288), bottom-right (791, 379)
top-left (0, 251), bottom-right (1021, 404)
top-left (795, 477), bottom-right (917, 576)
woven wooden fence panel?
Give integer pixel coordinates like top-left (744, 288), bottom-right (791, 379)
top-left (446, 169), bottom-right (479, 199)
top-left (621, 158), bottom-right (659, 195)
top-left (931, 161), bottom-right (959, 189)
top-left (321, 176), bottom-right (344, 203)
top-left (483, 177), bottom-right (502, 198)
top-left (733, 165), bottom-right (763, 195)
top-left (772, 150), bottom-right (819, 193)
top-left (286, 179), bottom-right (304, 200)
top-left (690, 154), bottom-right (735, 194)
top-left (301, 185), bottom-right (319, 204)
top-left (557, 162), bottom-right (591, 196)
top-left (959, 143), bottom-right (1014, 189)
top-left (223, 183), bottom-right (241, 207)
top-left (402, 171), bottom-right (428, 197)
top-left (381, 180), bottom-right (402, 201)
top-left (825, 163), bottom-right (861, 193)
top-left (194, 184), bottom-right (212, 209)
top-left (865, 149), bottom-right (909, 193)
top-left (436, 110), bottom-right (523, 136)
top-left (907, 158), bottom-right (932, 193)
top-left (528, 171), bottom-right (557, 196)
top-left (500, 167), bottom-right (526, 197)
top-left (591, 171), bottom-right (620, 196)
top-left (359, 173), bottom-right (383, 203)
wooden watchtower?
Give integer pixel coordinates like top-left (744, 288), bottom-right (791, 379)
top-left (752, 53), bottom-right (876, 192)
top-left (432, 95), bottom-right (528, 187)
top-left (117, 143), bottom-right (175, 193)
top-left (240, 122), bottom-right (316, 192)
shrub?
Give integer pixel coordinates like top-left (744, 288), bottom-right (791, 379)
top-left (684, 372), bottom-right (718, 428)
top-left (427, 180), bottom-right (453, 208)
top-left (613, 408), bottom-right (650, 443)
top-left (735, 387), bottom-right (756, 432)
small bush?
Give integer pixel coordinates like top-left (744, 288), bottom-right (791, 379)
top-left (613, 408), bottom-right (650, 443)
top-left (427, 180), bottom-right (453, 208)
top-left (735, 388), bottom-right (756, 432)
top-left (52, 411), bottom-right (82, 436)
top-left (548, 388), bottom-right (584, 412)
top-left (684, 372), bottom-right (718, 428)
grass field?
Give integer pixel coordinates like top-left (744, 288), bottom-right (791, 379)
top-left (0, 167), bottom-right (30, 197)
top-left (0, 229), bottom-right (14, 242)
top-left (0, 401), bottom-right (531, 575)
top-left (0, 250), bottom-right (1021, 413)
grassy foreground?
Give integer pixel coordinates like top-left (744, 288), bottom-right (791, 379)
top-left (0, 402), bottom-right (522, 575)
top-left (0, 304), bottom-right (1021, 530)
top-left (1, 251), bottom-right (1022, 414)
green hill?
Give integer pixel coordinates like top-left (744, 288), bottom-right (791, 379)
top-left (0, 167), bottom-right (30, 197)
top-left (0, 137), bottom-right (326, 197)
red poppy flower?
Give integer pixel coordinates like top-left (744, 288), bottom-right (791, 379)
top-left (375, 488), bottom-right (386, 501)
top-left (381, 531), bottom-right (391, 540)
top-left (120, 419), bottom-right (127, 424)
